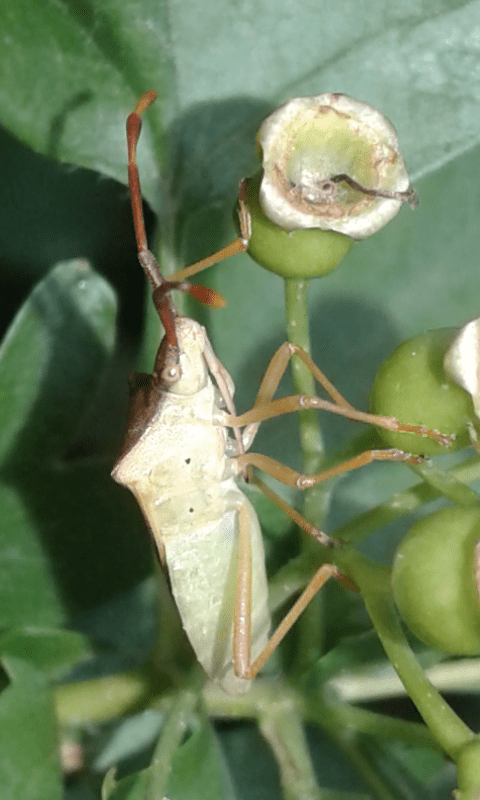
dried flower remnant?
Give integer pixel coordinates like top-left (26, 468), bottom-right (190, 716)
top-left (257, 93), bottom-right (414, 240)
top-left (444, 317), bottom-right (480, 419)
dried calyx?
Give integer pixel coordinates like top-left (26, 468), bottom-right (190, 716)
top-left (257, 93), bottom-right (414, 240)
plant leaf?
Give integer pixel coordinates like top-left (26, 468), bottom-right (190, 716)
top-left (1, 1), bottom-right (480, 210)
top-left (0, 628), bottom-right (91, 677)
top-left (0, 656), bottom-right (62, 800)
top-left (0, 260), bottom-right (151, 627)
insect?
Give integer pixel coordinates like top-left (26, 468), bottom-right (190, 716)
top-left (112, 91), bottom-right (452, 694)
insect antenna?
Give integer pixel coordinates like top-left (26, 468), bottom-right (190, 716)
top-left (126, 90), bottom-right (227, 353)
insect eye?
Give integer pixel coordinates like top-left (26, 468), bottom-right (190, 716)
top-left (161, 364), bottom-right (182, 384)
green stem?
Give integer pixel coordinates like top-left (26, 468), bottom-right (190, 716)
top-left (340, 550), bottom-right (473, 759)
top-left (148, 683), bottom-right (200, 800)
top-left (408, 459), bottom-right (480, 507)
top-left (259, 697), bottom-right (322, 800)
top-left (456, 737), bottom-right (480, 798)
top-left (335, 453), bottom-right (480, 544)
top-left (313, 699), bottom-right (440, 750)
top-left (284, 279), bottom-right (328, 674)
top-left (284, 279), bottom-right (324, 480)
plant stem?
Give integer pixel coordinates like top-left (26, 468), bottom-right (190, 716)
top-left (334, 453), bottom-right (480, 544)
top-left (340, 550), bottom-right (474, 759)
top-left (147, 683), bottom-right (200, 800)
top-left (284, 278), bottom-right (328, 674)
top-left (284, 279), bottom-right (325, 482)
top-left (408, 458), bottom-right (480, 506)
top-left (456, 737), bottom-right (480, 799)
top-left (259, 697), bottom-right (322, 800)
top-left (312, 699), bottom-right (440, 750)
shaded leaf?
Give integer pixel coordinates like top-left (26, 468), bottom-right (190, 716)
top-left (0, 260), bottom-right (151, 627)
top-left (103, 718), bottom-right (237, 800)
top-left (0, 258), bottom-right (116, 462)
top-left (0, 628), bottom-right (91, 677)
top-left (1, 1), bottom-right (480, 212)
top-left (0, 656), bottom-right (62, 800)
top-left (166, 717), bottom-right (237, 800)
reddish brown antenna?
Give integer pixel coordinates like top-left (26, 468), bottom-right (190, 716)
top-left (127, 91), bottom-right (254, 352)
top-left (127, 92), bottom-right (229, 350)
top-left (127, 90), bottom-right (157, 255)
top-left (127, 90), bottom-right (179, 349)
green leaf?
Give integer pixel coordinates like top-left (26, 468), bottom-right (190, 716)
top-left (0, 258), bottom-right (116, 462)
top-left (0, 628), bottom-right (91, 677)
top-left (0, 0), bottom-right (172, 201)
top-left (0, 260), bottom-right (151, 627)
top-left (0, 656), bottom-right (62, 800)
top-left (103, 767), bottom-right (150, 800)
top-left (1, 2), bottom-right (480, 211)
top-left (104, 717), bottom-right (237, 800)
top-left (95, 710), bottom-right (163, 771)
top-left (166, 717), bottom-right (237, 800)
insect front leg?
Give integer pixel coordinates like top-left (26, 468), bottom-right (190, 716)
top-left (168, 178), bottom-right (252, 284)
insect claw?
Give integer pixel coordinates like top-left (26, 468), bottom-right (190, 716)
top-left (384, 448), bottom-right (422, 465)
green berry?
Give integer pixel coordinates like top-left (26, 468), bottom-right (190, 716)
top-left (243, 172), bottom-right (353, 279)
top-left (392, 507), bottom-right (480, 655)
top-left (370, 329), bottom-right (474, 456)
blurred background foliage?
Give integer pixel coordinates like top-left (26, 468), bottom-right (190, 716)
top-left (1, 1), bottom-right (480, 798)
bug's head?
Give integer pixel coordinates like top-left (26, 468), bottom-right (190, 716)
top-left (153, 317), bottom-right (208, 396)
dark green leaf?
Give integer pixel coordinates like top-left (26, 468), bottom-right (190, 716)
top-left (0, 628), bottom-right (91, 677)
top-left (166, 717), bottom-right (237, 800)
top-left (0, 259), bottom-right (115, 462)
top-left (104, 719), bottom-right (237, 800)
top-left (0, 261), bottom-right (151, 627)
top-left (1, 2), bottom-right (480, 210)
top-left (103, 767), bottom-right (150, 800)
top-left (0, 656), bottom-right (62, 800)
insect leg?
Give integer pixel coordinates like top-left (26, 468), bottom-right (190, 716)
top-left (233, 502), bottom-right (252, 678)
top-left (236, 447), bottom-right (423, 491)
top-left (245, 563), bottom-right (337, 679)
top-left (233, 496), bottom-right (337, 680)
top-left (168, 180), bottom-right (251, 283)
top-left (247, 469), bottom-right (330, 544)
top-left (226, 341), bottom-right (452, 450)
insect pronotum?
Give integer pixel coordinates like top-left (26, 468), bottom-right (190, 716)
top-left (112, 91), bottom-right (452, 694)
